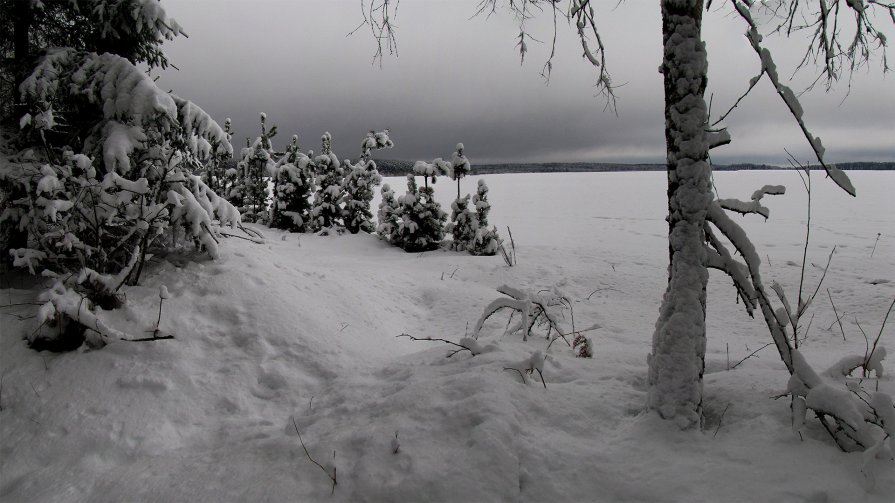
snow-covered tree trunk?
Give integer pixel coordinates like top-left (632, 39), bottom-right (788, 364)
top-left (647, 0), bottom-right (713, 429)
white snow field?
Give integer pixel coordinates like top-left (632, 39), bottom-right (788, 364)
top-left (1, 170), bottom-right (893, 502)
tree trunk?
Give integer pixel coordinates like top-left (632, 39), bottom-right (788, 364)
top-left (647, 0), bottom-right (713, 429)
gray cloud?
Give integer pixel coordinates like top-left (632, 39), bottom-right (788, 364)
top-left (156, 0), bottom-right (893, 165)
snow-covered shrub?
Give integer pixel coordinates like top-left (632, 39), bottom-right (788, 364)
top-left (473, 285), bottom-right (569, 342)
top-left (201, 117), bottom-right (233, 196)
top-left (234, 113), bottom-right (277, 223)
top-left (310, 132), bottom-right (344, 233)
top-left (342, 129), bottom-right (391, 234)
top-left (270, 135), bottom-right (315, 232)
top-left (2, 50), bottom-right (236, 348)
top-left (394, 174), bottom-right (445, 252)
top-left (450, 142), bottom-right (470, 199)
top-left (705, 178), bottom-right (894, 463)
top-left (376, 183), bottom-right (400, 244)
top-left (470, 179), bottom-right (501, 256)
top-left (342, 159), bottom-right (383, 234)
top-left (447, 194), bottom-right (477, 251)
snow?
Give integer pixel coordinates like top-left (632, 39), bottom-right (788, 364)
top-left (1, 170), bottom-right (893, 501)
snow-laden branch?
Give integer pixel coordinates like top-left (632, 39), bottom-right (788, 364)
top-left (717, 184), bottom-right (785, 219)
top-left (731, 1), bottom-right (857, 196)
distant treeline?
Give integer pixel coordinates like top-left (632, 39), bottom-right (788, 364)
top-left (372, 159), bottom-right (895, 177)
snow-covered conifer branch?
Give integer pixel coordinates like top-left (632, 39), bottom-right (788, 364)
top-left (717, 184), bottom-right (785, 219)
top-left (704, 223), bottom-right (757, 316)
top-left (731, 0), bottom-right (865, 196)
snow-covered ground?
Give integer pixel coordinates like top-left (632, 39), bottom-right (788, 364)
top-left (1, 170), bottom-right (893, 502)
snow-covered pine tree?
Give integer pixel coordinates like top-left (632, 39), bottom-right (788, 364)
top-left (470, 179), bottom-right (500, 256)
top-left (235, 113), bottom-right (277, 223)
top-left (445, 142), bottom-right (476, 251)
top-left (201, 117), bottom-right (233, 196)
top-left (450, 142), bottom-right (470, 200)
top-left (1, 12), bottom-right (238, 348)
top-left (447, 194), bottom-right (477, 252)
top-left (341, 129), bottom-right (392, 234)
top-left (395, 170), bottom-right (447, 253)
top-left (310, 132), bottom-right (344, 233)
top-left (270, 134), bottom-right (315, 232)
top-left (342, 160), bottom-right (383, 234)
top-left (377, 183), bottom-right (400, 244)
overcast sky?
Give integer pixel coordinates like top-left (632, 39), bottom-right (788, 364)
top-left (155, 0), bottom-right (894, 165)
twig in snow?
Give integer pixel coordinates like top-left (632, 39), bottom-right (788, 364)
top-left (498, 226), bottom-right (517, 267)
top-left (396, 333), bottom-right (475, 358)
top-left (291, 416), bottom-right (337, 494)
top-left (586, 286), bottom-right (620, 300)
top-left (713, 403), bottom-right (731, 439)
top-left (503, 367), bottom-right (528, 384)
top-left (863, 297), bottom-right (894, 378)
top-left (124, 334), bottom-right (175, 342)
top-left (219, 231), bottom-right (264, 244)
top-left (238, 224), bottom-right (264, 239)
top-left (199, 221), bottom-right (220, 245)
top-left (827, 288), bottom-right (846, 341)
top-left (730, 342), bottom-right (774, 370)
top-left (125, 286), bottom-right (175, 342)
top-left (870, 233), bottom-right (881, 258)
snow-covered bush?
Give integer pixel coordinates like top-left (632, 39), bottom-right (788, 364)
top-left (202, 117), bottom-right (233, 196)
top-left (704, 175), bottom-right (894, 469)
top-left (393, 174), bottom-right (445, 252)
top-left (342, 159), bottom-right (383, 234)
top-left (470, 179), bottom-right (501, 256)
top-left (447, 194), bottom-right (477, 252)
top-left (450, 143), bottom-right (470, 199)
top-left (376, 183), bottom-right (400, 244)
top-left (1, 48), bottom-right (237, 349)
top-left (473, 285), bottom-right (569, 343)
top-left (270, 134), bottom-right (315, 232)
top-left (310, 132), bottom-right (344, 233)
top-left (341, 129), bottom-right (391, 234)
top-left (234, 113), bottom-right (277, 223)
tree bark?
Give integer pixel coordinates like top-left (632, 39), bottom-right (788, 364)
top-left (647, 0), bottom-right (713, 429)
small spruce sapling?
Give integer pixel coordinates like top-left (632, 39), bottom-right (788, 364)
top-left (398, 170), bottom-right (447, 252)
top-left (448, 195), bottom-right (477, 252)
top-left (341, 130), bottom-right (391, 234)
top-left (236, 113), bottom-right (277, 223)
top-left (270, 135), bottom-right (315, 232)
top-left (471, 179), bottom-right (501, 256)
top-left (377, 183), bottom-right (400, 244)
top-left (446, 143), bottom-right (477, 251)
top-left (310, 132), bottom-right (344, 233)
top-left (451, 143), bottom-right (470, 200)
